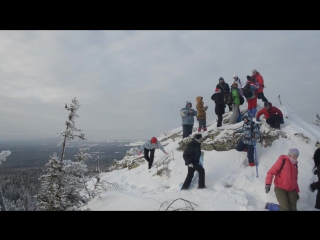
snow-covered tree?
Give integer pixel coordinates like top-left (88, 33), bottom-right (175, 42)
top-left (0, 150), bottom-right (11, 211)
top-left (36, 97), bottom-right (117, 211)
top-left (75, 148), bottom-right (92, 163)
top-left (57, 97), bottom-right (85, 162)
top-left (313, 113), bottom-right (320, 127)
top-left (0, 150), bottom-right (11, 165)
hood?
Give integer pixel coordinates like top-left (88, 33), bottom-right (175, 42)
top-left (196, 96), bottom-right (203, 103)
top-left (186, 101), bottom-right (192, 108)
top-left (242, 112), bottom-right (253, 122)
top-left (265, 102), bottom-right (273, 108)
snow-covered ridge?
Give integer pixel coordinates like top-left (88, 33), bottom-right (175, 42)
top-left (86, 103), bottom-right (320, 210)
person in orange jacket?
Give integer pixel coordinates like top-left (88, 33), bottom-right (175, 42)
top-left (265, 148), bottom-right (300, 211)
top-left (196, 96), bottom-right (208, 132)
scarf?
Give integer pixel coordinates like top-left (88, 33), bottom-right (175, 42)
top-left (289, 157), bottom-right (298, 165)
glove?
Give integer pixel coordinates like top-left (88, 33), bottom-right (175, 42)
top-left (280, 118), bottom-right (284, 124)
top-left (265, 184), bottom-right (271, 193)
top-left (309, 185), bottom-right (315, 192)
top-left (188, 164), bottom-right (193, 168)
top-left (256, 118), bottom-right (260, 122)
top-left (138, 152), bottom-right (141, 156)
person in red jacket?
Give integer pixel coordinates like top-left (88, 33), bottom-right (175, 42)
top-left (265, 148), bottom-right (300, 211)
top-left (256, 102), bottom-right (284, 129)
top-left (252, 69), bottom-right (268, 104)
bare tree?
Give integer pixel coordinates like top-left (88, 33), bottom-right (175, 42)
top-left (158, 198), bottom-right (198, 211)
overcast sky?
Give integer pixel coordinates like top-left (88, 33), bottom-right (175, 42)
top-left (1, 30), bottom-right (319, 141)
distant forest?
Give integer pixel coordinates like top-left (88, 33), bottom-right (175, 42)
top-left (0, 138), bottom-right (136, 211)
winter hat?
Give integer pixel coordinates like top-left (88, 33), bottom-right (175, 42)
top-left (231, 82), bottom-right (238, 88)
top-left (233, 74), bottom-right (238, 78)
top-left (288, 148), bottom-right (299, 156)
top-left (252, 69), bottom-right (258, 74)
top-left (219, 77), bottom-right (224, 81)
top-left (242, 112), bottom-right (252, 122)
top-left (246, 75), bottom-right (252, 80)
top-left (151, 137), bottom-right (158, 144)
top-left (215, 88), bottom-right (221, 93)
top-left (194, 133), bottom-right (202, 140)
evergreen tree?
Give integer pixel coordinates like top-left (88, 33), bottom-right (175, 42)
top-left (313, 113), bottom-right (320, 127)
top-left (0, 150), bottom-right (11, 211)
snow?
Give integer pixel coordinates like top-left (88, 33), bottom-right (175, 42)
top-left (85, 104), bottom-right (319, 211)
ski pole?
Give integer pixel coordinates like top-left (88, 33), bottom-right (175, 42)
top-left (254, 140), bottom-right (259, 177)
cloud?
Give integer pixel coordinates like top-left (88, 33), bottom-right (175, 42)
top-left (1, 30), bottom-right (320, 141)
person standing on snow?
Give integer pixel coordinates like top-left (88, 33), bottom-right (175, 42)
top-left (244, 75), bottom-right (259, 118)
top-left (229, 82), bottom-right (240, 125)
top-left (232, 74), bottom-right (243, 96)
top-left (256, 102), bottom-right (284, 129)
top-left (211, 88), bottom-right (225, 127)
top-left (196, 96), bottom-right (208, 132)
top-left (265, 148), bottom-right (300, 211)
top-left (251, 69), bottom-right (268, 104)
top-left (309, 148), bottom-right (320, 210)
top-left (180, 101), bottom-right (198, 138)
top-left (233, 112), bottom-right (261, 167)
top-left (138, 137), bottom-right (168, 169)
top-left (181, 133), bottom-right (206, 190)
top-left (216, 77), bottom-right (232, 112)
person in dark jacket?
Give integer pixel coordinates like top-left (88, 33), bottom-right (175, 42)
top-left (310, 148), bottom-right (320, 210)
top-left (256, 102), bottom-right (284, 129)
top-left (211, 88), bottom-right (225, 127)
top-left (181, 133), bottom-right (205, 190)
top-left (216, 77), bottom-right (231, 111)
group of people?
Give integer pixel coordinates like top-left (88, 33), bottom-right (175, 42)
top-left (137, 69), bottom-right (320, 210)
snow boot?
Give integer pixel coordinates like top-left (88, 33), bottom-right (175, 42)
top-left (203, 127), bottom-right (207, 131)
top-left (198, 127), bottom-right (201, 132)
top-left (249, 162), bottom-right (255, 167)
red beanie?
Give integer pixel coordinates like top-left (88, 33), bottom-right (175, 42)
top-left (151, 137), bottom-right (157, 143)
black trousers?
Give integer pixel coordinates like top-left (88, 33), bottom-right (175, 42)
top-left (266, 114), bottom-right (282, 129)
top-left (182, 125), bottom-right (193, 138)
top-left (217, 114), bottom-right (223, 127)
top-left (181, 163), bottom-right (205, 189)
top-left (144, 148), bottom-right (155, 168)
top-left (257, 92), bottom-right (268, 103)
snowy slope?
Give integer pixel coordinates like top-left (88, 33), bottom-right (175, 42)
top-left (86, 104), bottom-right (319, 211)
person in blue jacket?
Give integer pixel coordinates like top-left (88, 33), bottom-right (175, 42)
top-left (180, 101), bottom-right (198, 138)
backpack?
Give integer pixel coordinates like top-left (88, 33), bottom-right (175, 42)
top-left (242, 83), bottom-right (254, 99)
top-left (276, 159), bottom-right (298, 176)
top-left (225, 92), bottom-right (233, 105)
top-left (239, 94), bottom-right (244, 105)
